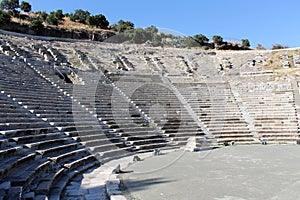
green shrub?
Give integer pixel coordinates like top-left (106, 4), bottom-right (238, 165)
top-left (54, 9), bottom-right (64, 21)
top-left (87, 14), bottom-right (109, 29)
top-left (46, 12), bottom-right (58, 25)
top-left (38, 11), bottom-right (48, 21)
top-left (212, 35), bottom-right (223, 45)
top-left (31, 19), bottom-right (44, 33)
top-left (145, 25), bottom-right (158, 34)
top-left (271, 44), bottom-right (288, 50)
top-left (116, 20), bottom-right (134, 32)
top-left (0, 0), bottom-right (19, 11)
top-left (0, 10), bottom-right (11, 24)
top-left (184, 36), bottom-right (199, 48)
top-left (132, 28), bottom-right (148, 44)
top-left (70, 9), bottom-right (90, 24)
top-left (152, 33), bottom-right (162, 47)
top-left (256, 44), bottom-right (266, 50)
top-left (20, 1), bottom-right (31, 13)
top-left (242, 39), bottom-right (250, 47)
top-left (194, 34), bottom-right (209, 45)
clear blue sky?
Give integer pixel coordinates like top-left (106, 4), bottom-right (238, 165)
top-left (26, 0), bottom-right (300, 49)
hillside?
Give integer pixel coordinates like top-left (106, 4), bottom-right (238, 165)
top-left (0, 10), bottom-right (251, 50)
top-left (0, 13), bottom-right (116, 41)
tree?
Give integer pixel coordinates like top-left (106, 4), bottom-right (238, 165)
top-left (36, 11), bottom-right (48, 21)
top-left (184, 36), bottom-right (199, 48)
top-left (241, 39), bottom-right (250, 47)
top-left (31, 19), bottom-right (44, 33)
top-left (46, 12), bottom-right (59, 25)
top-left (194, 34), bottom-right (209, 45)
top-left (70, 9), bottom-right (90, 24)
top-left (212, 35), bottom-right (223, 45)
top-left (54, 9), bottom-right (64, 21)
top-left (0, 0), bottom-right (19, 11)
top-left (116, 20), bottom-right (134, 32)
top-left (87, 14), bottom-right (109, 29)
top-left (145, 25), bottom-right (158, 34)
top-left (256, 44), bottom-right (266, 50)
top-left (152, 33), bottom-right (162, 47)
top-left (20, 1), bottom-right (31, 13)
top-left (0, 9), bottom-right (11, 24)
top-left (132, 28), bottom-right (148, 44)
top-left (271, 44), bottom-right (288, 50)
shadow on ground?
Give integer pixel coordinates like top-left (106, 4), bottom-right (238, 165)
top-left (121, 177), bottom-right (174, 192)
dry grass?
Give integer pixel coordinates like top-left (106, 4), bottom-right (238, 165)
top-left (58, 17), bottom-right (90, 30)
top-left (11, 17), bottom-right (31, 25)
top-left (58, 17), bottom-right (114, 33)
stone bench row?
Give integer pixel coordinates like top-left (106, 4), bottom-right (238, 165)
top-left (0, 131), bottom-right (100, 199)
top-left (174, 82), bottom-right (254, 144)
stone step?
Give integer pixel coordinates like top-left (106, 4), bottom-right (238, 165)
top-left (10, 132), bottom-right (62, 144)
top-left (0, 153), bottom-right (36, 180)
top-left (36, 143), bottom-right (78, 157)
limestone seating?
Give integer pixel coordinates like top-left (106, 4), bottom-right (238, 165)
top-left (4, 35), bottom-right (300, 198)
top-left (10, 132), bottom-right (62, 144)
top-left (80, 137), bottom-right (124, 147)
top-left (173, 82), bottom-right (254, 144)
top-left (94, 92), bottom-right (169, 149)
top-left (74, 133), bottom-right (121, 145)
top-left (0, 131), bottom-right (97, 199)
top-left (234, 82), bottom-right (299, 142)
top-left (294, 54), bottom-right (300, 67)
top-left (110, 73), bottom-right (207, 145)
top-left (24, 50), bottom-right (164, 147)
top-left (0, 152), bottom-right (35, 180)
top-left (7, 158), bottom-right (51, 187)
top-left (35, 57), bottom-right (169, 152)
top-left (0, 127), bottom-right (57, 139)
top-left (89, 142), bottom-right (133, 153)
top-left (47, 160), bottom-right (99, 200)
top-left (0, 57), bottom-right (104, 199)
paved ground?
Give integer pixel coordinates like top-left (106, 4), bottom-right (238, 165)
top-left (121, 145), bottom-right (300, 200)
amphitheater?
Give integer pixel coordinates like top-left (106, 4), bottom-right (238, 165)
top-left (1, 31), bottom-right (300, 200)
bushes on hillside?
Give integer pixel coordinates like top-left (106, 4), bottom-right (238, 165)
top-left (212, 35), bottom-right (223, 45)
top-left (271, 44), bottom-right (288, 50)
top-left (87, 14), bottom-right (109, 29)
top-left (242, 39), bottom-right (250, 48)
top-left (111, 20), bottom-right (135, 32)
top-left (37, 11), bottom-right (48, 21)
top-left (70, 9), bottom-right (90, 24)
top-left (0, 9), bottom-right (11, 24)
top-left (30, 19), bottom-right (44, 33)
top-left (46, 12), bottom-right (59, 25)
top-left (0, 0), bottom-right (19, 16)
top-left (183, 36), bottom-right (199, 48)
top-left (194, 34), bottom-right (209, 45)
top-left (0, 1), bottom-right (257, 50)
top-left (55, 9), bottom-right (64, 21)
top-left (43, 10), bottom-right (64, 26)
top-left (20, 1), bottom-right (31, 13)
top-left (0, 0), bottom-right (19, 11)
top-left (256, 44), bottom-right (266, 50)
